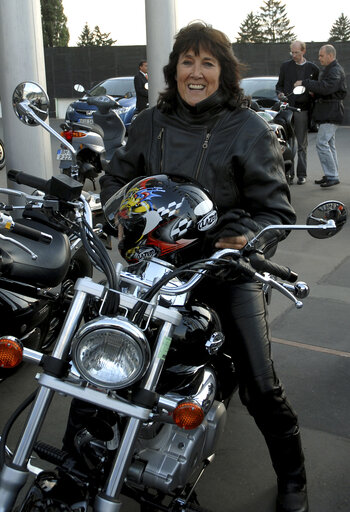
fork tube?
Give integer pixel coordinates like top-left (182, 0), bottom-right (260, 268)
top-left (11, 289), bottom-right (88, 466)
top-left (95, 322), bottom-right (175, 508)
top-left (142, 321), bottom-right (175, 391)
top-left (51, 288), bottom-right (87, 360)
top-left (12, 386), bottom-right (54, 467)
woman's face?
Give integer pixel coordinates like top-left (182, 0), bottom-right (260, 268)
top-left (176, 47), bottom-right (221, 106)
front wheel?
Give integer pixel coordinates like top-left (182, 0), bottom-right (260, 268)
top-left (0, 138), bottom-right (5, 170)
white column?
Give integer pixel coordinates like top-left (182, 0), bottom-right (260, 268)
top-left (0, 0), bottom-right (53, 191)
top-left (144, 0), bottom-right (177, 107)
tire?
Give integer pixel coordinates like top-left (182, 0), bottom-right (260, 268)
top-left (0, 138), bottom-right (5, 170)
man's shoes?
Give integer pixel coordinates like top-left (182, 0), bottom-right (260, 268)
top-left (320, 178), bottom-right (340, 188)
top-left (297, 177), bottom-right (306, 185)
top-left (286, 175), bottom-right (294, 185)
top-left (314, 176), bottom-right (327, 184)
top-left (276, 482), bottom-right (309, 512)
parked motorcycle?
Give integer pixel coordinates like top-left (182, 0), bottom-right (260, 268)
top-left (0, 138), bottom-right (5, 170)
top-left (0, 82), bottom-right (94, 376)
top-left (251, 96), bottom-right (298, 184)
top-left (58, 87), bottom-right (126, 190)
top-left (0, 159), bottom-right (347, 510)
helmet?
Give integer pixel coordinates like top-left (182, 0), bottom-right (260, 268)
top-left (103, 174), bottom-right (218, 265)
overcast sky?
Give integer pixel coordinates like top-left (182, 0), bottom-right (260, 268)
top-left (61, 0), bottom-right (348, 47)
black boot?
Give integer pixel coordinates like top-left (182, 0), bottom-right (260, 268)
top-left (265, 428), bottom-right (309, 512)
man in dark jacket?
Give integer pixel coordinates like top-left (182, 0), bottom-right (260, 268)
top-left (276, 41), bottom-right (319, 185)
top-left (295, 44), bottom-right (347, 188)
top-left (134, 60), bottom-right (149, 114)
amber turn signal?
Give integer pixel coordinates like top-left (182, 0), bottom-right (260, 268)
top-left (0, 337), bottom-right (23, 368)
top-left (173, 401), bottom-right (205, 430)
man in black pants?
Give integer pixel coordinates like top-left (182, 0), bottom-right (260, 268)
top-left (134, 60), bottom-right (149, 114)
top-left (276, 41), bottom-right (319, 185)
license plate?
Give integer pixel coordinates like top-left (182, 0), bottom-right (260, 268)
top-left (78, 118), bottom-right (93, 124)
top-left (57, 149), bottom-right (72, 161)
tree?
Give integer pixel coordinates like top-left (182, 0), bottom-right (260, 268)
top-left (41, 0), bottom-right (69, 47)
top-left (77, 23), bottom-right (117, 46)
top-left (77, 22), bottom-right (95, 46)
top-left (328, 13), bottom-right (350, 42)
top-left (259, 0), bottom-right (296, 43)
top-left (236, 12), bottom-right (265, 43)
top-left (92, 26), bottom-right (117, 46)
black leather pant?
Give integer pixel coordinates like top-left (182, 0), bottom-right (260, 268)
top-left (195, 279), bottom-right (305, 479)
top-left (209, 280), bottom-right (299, 437)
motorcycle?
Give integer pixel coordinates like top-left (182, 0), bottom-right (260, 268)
top-left (0, 82), bottom-right (95, 375)
top-left (251, 96), bottom-right (298, 184)
top-left (57, 86), bottom-right (126, 190)
top-left (0, 109), bottom-right (347, 511)
top-left (0, 138), bottom-right (5, 170)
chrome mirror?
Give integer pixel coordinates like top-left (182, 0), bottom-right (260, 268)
top-left (12, 81), bottom-right (49, 126)
top-left (307, 201), bottom-right (347, 239)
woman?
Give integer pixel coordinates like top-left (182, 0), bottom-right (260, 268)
top-left (100, 22), bottom-right (308, 512)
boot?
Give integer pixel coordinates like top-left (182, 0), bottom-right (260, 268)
top-left (265, 428), bottom-right (309, 512)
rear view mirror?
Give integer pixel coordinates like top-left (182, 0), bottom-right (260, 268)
top-left (306, 201), bottom-right (347, 239)
top-left (74, 84), bottom-right (85, 93)
top-left (12, 81), bottom-right (49, 126)
top-left (293, 86), bottom-right (306, 95)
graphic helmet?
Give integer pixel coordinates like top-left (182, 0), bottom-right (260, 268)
top-left (103, 174), bottom-right (218, 265)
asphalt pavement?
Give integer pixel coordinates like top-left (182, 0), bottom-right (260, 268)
top-left (0, 121), bottom-right (349, 511)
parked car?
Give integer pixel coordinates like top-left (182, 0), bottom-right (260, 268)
top-left (65, 76), bottom-right (137, 131)
top-left (240, 76), bottom-right (279, 108)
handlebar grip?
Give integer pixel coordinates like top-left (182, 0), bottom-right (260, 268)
top-left (288, 106), bottom-right (301, 112)
top-left (249, 253), bottom-right (298, 283)
top-left (11, 222), bottom-right (52, 244)
top-left (7, 170), bottom-right (50, 193)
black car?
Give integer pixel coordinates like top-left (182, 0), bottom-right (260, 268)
top-left (240, 76), bottom-right (279, 108)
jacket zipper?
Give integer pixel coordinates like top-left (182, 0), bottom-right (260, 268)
top-left (195, 132), bottom-right (211, 180)
top-left (157, 128), bottom-right (164, 171)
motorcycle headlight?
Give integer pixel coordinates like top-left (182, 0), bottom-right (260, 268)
top-left (71, 316), bottom-right (151, 389)
top-left (66, 104), bottom-right (75, 114)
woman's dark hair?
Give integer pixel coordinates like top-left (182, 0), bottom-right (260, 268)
top-left (158, 21), bottom-right (246, 112)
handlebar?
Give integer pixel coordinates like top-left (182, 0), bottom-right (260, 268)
top-left (8, 169), bottom-right (83, 201)
top-left (8, 169), bottom-right (50, 193)
top-left (248, 252), bottom-right (298, 282)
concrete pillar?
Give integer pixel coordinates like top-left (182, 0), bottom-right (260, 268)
top-left (144, 0), bottom-right (177, 107)
top-left (0, 0), bottom-right (52, 192)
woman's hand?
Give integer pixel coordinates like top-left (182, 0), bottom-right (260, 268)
top-left (215, 235), bottom-right (247, 250)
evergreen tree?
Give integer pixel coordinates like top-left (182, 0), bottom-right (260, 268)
top-left (328, 13), bottom-right (350, 42)
top-left (259, 0), bottom-right (296, 43)
top-left (77, 23), bottom-right (117, 46)
top-left (41, 0), bottom-right (69, 47)
top-left (236, 12), bottom-right (265, 43)
top-left (77, 22), bottom-right (95, 46)
top-left (92, 26), bottom-right (117, 46)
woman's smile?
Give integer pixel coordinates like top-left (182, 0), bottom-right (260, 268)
top-left (176, 48), bottom-right (221, 106)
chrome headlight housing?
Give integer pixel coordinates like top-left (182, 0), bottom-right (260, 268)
top-left (71, 316), bottom-right (151, 389)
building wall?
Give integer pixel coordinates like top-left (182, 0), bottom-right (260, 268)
top-left (44, 42), bottom-right (350, 123)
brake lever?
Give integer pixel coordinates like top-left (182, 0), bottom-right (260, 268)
top-left (0, 233), bottom-right (38, 260)
top-left (253, 271), bottom-right (304, 308)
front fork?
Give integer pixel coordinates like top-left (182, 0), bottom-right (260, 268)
top-left (94, 321), bottom-right (175, 512)
top-left (0, 286), bottom-right (88, 512)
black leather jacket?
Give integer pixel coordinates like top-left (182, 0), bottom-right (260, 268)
top-left (302, 60), bottom-right (347, 124)
top-left (100, 93), bottom-right (296, 254)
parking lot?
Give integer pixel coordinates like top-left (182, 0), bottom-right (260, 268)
top-left (0, 121), bottom-right (350, 511)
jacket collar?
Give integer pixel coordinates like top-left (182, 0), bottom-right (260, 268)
top-left (175, 90), bottom-right (227, 125)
